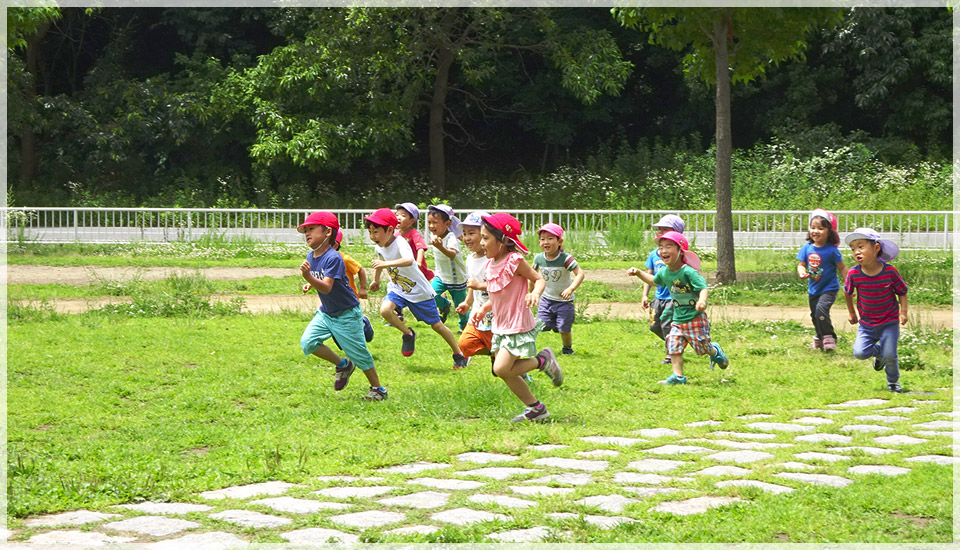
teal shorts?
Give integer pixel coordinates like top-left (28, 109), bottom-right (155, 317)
top-left (300, 306), bottom-right (375, 371)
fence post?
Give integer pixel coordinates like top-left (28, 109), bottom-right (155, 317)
top-left (74, 209), bottom-right (79, 241)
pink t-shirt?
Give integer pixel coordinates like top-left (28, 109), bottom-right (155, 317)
top-left (485, 252), bottom-right (535, 335)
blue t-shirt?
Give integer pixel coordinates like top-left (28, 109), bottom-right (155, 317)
top-left (645, 249), bottom-right (671, 301)
top-left (796, 243), bottom-right (843, 295)
top-left (307, 248), bottom-right (359, 315)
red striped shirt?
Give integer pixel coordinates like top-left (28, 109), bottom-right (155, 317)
top-left (844, 264), bottom-right (908, 326)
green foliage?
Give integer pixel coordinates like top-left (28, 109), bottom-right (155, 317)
top-left (6, 7), bottom-right (61, 50)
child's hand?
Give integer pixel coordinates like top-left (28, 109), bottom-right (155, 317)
top-left (456, 302), bottom-right (469, 315)
top-left (302, 283), bottom-right (312, 294)
top-left (359, 288), bottom-right (368, 299)
top-left (525, 292), bottom-right (539, 308)
top-left (466, 278), bottom-right (480, 290)
top-left (626, 267), bottom-right (641, 277)
top-left (369, 280), bottom-right (380, 293)
top-left (641, 296), bottom-right (650, 310)
top-left (901, 311), bottom-right (909, 325)
top-left (430, 234), bottom-right (443, 248)
top-left (848, 313), bottom-right (858, 325)
top-left (371, 259), bottom-right (384, 269)
top-left (799, 271), bottom-right (809, 279)
top-left (471, 310), bottom-right (483, 327)
top-left (300, 261), bottom-right (311, 279)
top-left (695, 299), bottom-right (707, 312)
top-left (560, 287), bottom-right (574, 300)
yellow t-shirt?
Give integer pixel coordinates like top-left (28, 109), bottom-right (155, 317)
top-left (340, 252), bottom-right (362, 298)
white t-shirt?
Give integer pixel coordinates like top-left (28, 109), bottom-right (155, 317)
top-left (465, 253), bottom-right (493, 331)
top-left (376, 236), bottom-right (436, 303)
top-left (431, 231), bottom-right (467, 286)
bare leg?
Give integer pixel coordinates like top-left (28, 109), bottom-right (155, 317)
top-left (492, 349), bottom-right (541, 404)
top-left (670, 353), bottom-right (684, 377)
top-left (312, 345), bottom-right (341, 365)
top-left (431, 321), bottom-right (462, 354)
top-left (381, 300), bottom-right (411, 335)
top-left (362, 367), bottom-right (381, 388)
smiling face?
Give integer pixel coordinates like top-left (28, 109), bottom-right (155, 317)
top-left (303, 224), bottom-right (331, 251)
top-left (367, 224), bottom-right (393, 247)
top-left (461, 225), bottom-right (482, 253)
top-left (395, 209), bottom-right (416, 232)
top-left (427, 212), bottom-right (450, 237)
top-left (538, 232), bottom-right (561, 256)
top-left (480, 226), bottom-right (502, 259)
top-left (658, 240), bottom-right (683, 268)
top-left (849, 238), bottom-right (881, 266)
top-left (809, 217), bottom-right (830, 246)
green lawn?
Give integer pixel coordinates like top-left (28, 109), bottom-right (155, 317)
top-left (8, 308), bottom-right (953, 543)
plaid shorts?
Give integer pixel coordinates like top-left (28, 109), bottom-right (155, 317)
top-left (665, 313), bottom-right (712, 355)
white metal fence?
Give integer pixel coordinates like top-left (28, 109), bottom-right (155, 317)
top-left (2, 207), bottom-right (954, 250)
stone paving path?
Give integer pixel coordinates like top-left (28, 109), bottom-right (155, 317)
top-left (11, 390), bottom-right (955, 545)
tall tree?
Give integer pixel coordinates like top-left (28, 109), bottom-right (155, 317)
top-left (614, 7), bottom-right (841, 284)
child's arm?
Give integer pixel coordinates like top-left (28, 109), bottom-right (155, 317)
top-left (300, 261), bottom-right (335, 294)
top-left (467, 277), bottom-right (487, 292)
top-left (430, 234), bottom-right (458, 259)
top-left (837, 260), bottom-right (848, 283)
top-left (627, 267), bottom-right (656, 287)
top-left (515, 258), bottom-right (545, 307)
top-left (561, 264), bottom-right (585, 300)
top-left (640, 269), bottom-right (654, 309)
top-left (356, 267), bottom-right (369, 299)
top-left (695, 288), bottom-right (708, 311)
top-left (471, 300), bottom-right (492, 327)
top-left (797, 261), bottom-right (809, 279)
top-left (844, 292), bottom-right (858, 325)
top-left (369, 265), bottom-right (383, 292)
top-left (371, 257), bottom-right (413, 269)
top-left (415, 248), bottom-right (426, 267)
top-left (456, 287), bottom-right (474, 315)
top-left (899, 294), bottom-right (908, 325)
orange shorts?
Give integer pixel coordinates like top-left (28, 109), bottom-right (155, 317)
top-left (458, 324), bottom-right (493, 357)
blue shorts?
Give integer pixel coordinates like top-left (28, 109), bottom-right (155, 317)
top-left (300, 306), bottom-right (375, 371)
top-left (537, 296), bottom-right (575, 333)
top-left (385, 291), bottom-right (442, 326)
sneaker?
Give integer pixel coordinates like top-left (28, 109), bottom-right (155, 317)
top-left (811, 337), bottom-right (822, 351)
top-left (439, 303), bottom-right (450, 323)
top-left (334, 359), bottom-right (356, 391)
top-left (363, 386), bottom-right (388, 401)
top-left (873, 355), bottom-right (885, 371)
top-left (887, 382), bottom-right (903, 393)
top-left (661, 355), bottom-right (672, 364)
top-left (710, 343), bottom-right (729, 370)
top-left (561, 347), bottom-right (574, 355)
top-left (511, 403), bottom-right (549, 422)
top-left (536, 347), bottom-right (563, 387)
top-left (523, 373), bottom-right (534, 384)
top-left (401, 329), bottom-right (416, 357)
top-left (362, 315), bottom-right (374, 343)
top-left (822, 335), bottom-right (836, 352)
top-left (453, 353), bottom-right (467, 370)
top-left (658, 374), bottom-right (687, 385)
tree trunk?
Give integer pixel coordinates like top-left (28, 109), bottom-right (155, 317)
top-left (712, 16), bottom-right (737, 284)
top-left (428, 12), bottom-right (457, 195)
top-left (20, 22), bottom-right (50, 188)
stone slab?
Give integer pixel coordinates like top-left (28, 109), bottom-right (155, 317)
top-left (145, 532), bottom-right (248, 549)
top-left (855, 414), bottom-right (907, 423)
top-left (431, 507), bottom-right (509, 525)
top-left (690, 465), bottom-right (752, 476)
top-left (916, 431), bottom-right (954, 438)
top-left (913, 420), bottom-right (955, 429)
top-left (904, 454), bottom-right (960, 465)
top-left (613, 472), bottom-right (694, 484)
top-left (626, 458), bottom-right (687, 472)
top-left (633, 428), bottom-right (681, 438)
top-left (104, 516), bottom-right (200, 536)
top-left (777, 461), bottom-right (815, 471)
top-left (23, 510), bottom-right (120, 527)
top-left (644, 444), bottom-right (713, 455)
top-left (745, 422), bottom-right (815, 433)
top-left (686, 420), bottom-right (723, 427)
top-left (210, 510), bottom-right (291, 529)
top-left (251, 496), bottom-right (351, 513)
top-left (579, 436), bottom-right (645, 446)
top-left (316, 475), bottom-right (363, 482)
top-left (826, 446), bottom-right (900, 456)
top-left (795, 433), bottom-right (853, 444)
top-left (469, 494), bottom-right (538, 509)
top-left (314, 485), bottom-right (398, 499)
top-left (873, 435), bottom-right (929, 445)
top-left (932, 411), bottom-right (958, 417)
top-left (716, 480), bottom-right (794, 494)
top-left (577, 449), bottom-right (620, 458)
top-left (532, 457), bottom-right (609, 471)
top-left (546, 512), bottom-right (579, 520)
top-left (651, 496), bottom-right (747, 516)
top-left (793, 452), bottom-right (852, 463)
top-left (698, 439), bottom-right (792, 450)
top-left (621, 487), bottom-right (682, 497)
top-left (840, 424), bottom-right (894, 433)
top-left (575, 494), bottom-right (638, 513)
top-left (706, 450), bottom-right (775, 463)
top-left (738, 413), bottom-right (774, 419)
top-left (884, 407), bottom-right (919, 413)
top-left (911, 400), bottom-right (940, 405)
top-left (527, 444), bottom-right (570, 451)
top-left (329, 510), bottom-right (406, 528)
top-left (710, 431), bottom-right (777, 440)
top-left (509, 485), bottom-right (575, 496)
top-left (25, 531), bottom-right (137, 545)
top-left (487, 526), bottom-right (550, 542)
top-left (583, 515), bottom-right (637, 528)
top-left (828, 399), bottom-right (889, 408)
top-left (199, 481), bottom-right (300, 500)
top-left (457, 452), bottom-right (518, 464)
top-left (116, 502), bottom-right (213, 515)
top-left (525, 473), bottom-right (593, 486)
top-left (281, 528), bottom-right (359, 545)
top-left (796, 409), bottom-right (848, 414)
top-left (385, 525), bottom-right (441, 536)
top-left (379, 461), bottom-right (451, 474)
top-left (408, 477), bottom-right (486, 490)
top-left (456, 467), bottom-right (541, 480)
top-left (774, 472), bottom-right (853, 488)
top-left (379, 491), bottom-right (450, 509)
top-left (792, 417), bottom-right (834, 425)
top-left (848, 465), bottom-right (911, 476)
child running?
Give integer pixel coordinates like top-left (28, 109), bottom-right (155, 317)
top-left (297, 211), bottom-right (385, 401)
top-left (532, 223), bottom-right (585, 355)
top-left (639, 215), bottom-right (685, 364)
top-left (390, 202), bottom-right (434, 323)
top-left (365, 208), bottom-right (468, 369)
top-left (843, 227), bottom-right (908, 393)
top-left (456, 211), bottom-right (494, 365)
top-left (628, 231), bottom-right (729, 384)
top-left (796, 209), bottom-right (847, 352)
top-left (472, 213), bottom-right (564, 422)
top-left (427, 204), bottom-right (469, 331)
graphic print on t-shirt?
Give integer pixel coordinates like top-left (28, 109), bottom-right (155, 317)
top-left (381, 251), bottom-right (416, 293)
top-left (808, 252), bottom-right (822, 281)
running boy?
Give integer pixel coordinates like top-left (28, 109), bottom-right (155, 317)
top-left (843, 228), bottom-right (908, 393)
top-left (640, 214), bottom-right (685, 364)
top-left (297, 211), bottom-right (385, 401)
top-left (628, 231), bottom-right (729, 384)
top-left (427, 204), bottom-right (468, 330)
top-left (532, 223), bottom-right (584, 355)
top-left (365, 208), bottom-right (468, 369)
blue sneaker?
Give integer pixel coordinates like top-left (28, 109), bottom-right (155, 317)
top-left (659, 374), bottom-right (687, 385)
top-left (362, 315), bottom-right (374, 343)
top-left (710, 343), bottom-right (729, 370)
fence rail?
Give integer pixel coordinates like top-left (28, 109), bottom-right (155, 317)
top-left (2, 207), bottom-right (954, 250)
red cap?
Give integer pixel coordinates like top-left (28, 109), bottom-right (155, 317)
top-left (335, 228), bottom-right (343, 245)
top-left (298, 211), bottom-right (339, 234)
top-left (364, 207), bottom-right (399, 228)
top-left (482, 213), bottom-right (529, 254)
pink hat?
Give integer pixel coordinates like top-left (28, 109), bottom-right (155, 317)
top-left (334, 228), bottom-right (343, 245)
top-left (364, 208), bottom-right (399, 228)
top-left (298, 211), bottom-right (339, 234)
top-left (810, 209), bottom-right (838, 231)
top-left (655, 231), bottom-right (701, 271)
top-left (482, 213), bottom-right (530, 254)
top-left (537, 222), bottom-right (564, 239)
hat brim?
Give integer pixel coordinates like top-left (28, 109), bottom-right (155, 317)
top-left (682, 251), bottom-right (702, 271)
top-left (510, 237), bottom-right (530, 254)
top-left (844, 232), bottom-right (876, 246)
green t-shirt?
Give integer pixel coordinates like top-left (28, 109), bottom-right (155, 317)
top-left (653, 264), bottom-right (707, 324)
